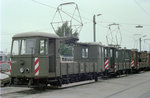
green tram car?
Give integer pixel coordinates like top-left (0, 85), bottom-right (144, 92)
top-left (117, 48), bottom-right (132, 74)
top-left (10, 32), bottom-right (150, 87)
top-left (10, 32), bottom-right (105, 87)
top-left (103, 46), bottom-right (132, 76)
top-left (103, 46), bottom-right (116, 76)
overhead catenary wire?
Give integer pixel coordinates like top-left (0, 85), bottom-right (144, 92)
top-left (1, 0), bottom-right (149, 38)
top-left (28, 0), bottom-right (150, 48)
top-left (32, 0), bottom-right (92, 23)
top-left (97, 21), bottom-right (150, 27)
top-left (2, 0), bottom-right (150, 52)
top-left (31, 0), bottom-right (150, 27)
top-left (32, 0), bottom-right (56, 9)
top-left (134, 0), bottom-right (150, 17)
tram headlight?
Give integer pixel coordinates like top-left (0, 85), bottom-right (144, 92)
top-left (26, 68), bottom-right (30, 73)
top-left (20, 68), bottom-right (24, 73)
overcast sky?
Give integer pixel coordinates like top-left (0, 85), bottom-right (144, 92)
top-left (1, 0), bottom-right (150, 52)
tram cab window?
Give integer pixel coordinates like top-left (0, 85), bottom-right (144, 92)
top-left (40, 39), bottom-right (48, 55)
top-left (110, 49), bottom-right (113, 57)
top-left (12, 40), bottom-right (21, 55)
top-left (21, 39), bottom-right (36, 55)
top-left (82, 47), bottom-right (88, 58)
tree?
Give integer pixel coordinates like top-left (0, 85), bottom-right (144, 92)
top-left (56, 22), bottom-right (77, 56)
top-left (56, 21), bottom-right (78, 37)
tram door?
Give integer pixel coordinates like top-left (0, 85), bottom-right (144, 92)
top-left (110, 48), bottom-right (116, 71)
top-left (39, 38), bottom-right (55, 73)
top-left (38, 39), bottom-right (49, 75)
top-left (104, 47), bottom-right (109, 70)
top-left (48, 39), bottom-right (55, 72)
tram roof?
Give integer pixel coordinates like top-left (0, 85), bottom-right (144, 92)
top-left (13, 32), bottom-right (59, 38)
top-left (77, 42), bottom-right (102, 46)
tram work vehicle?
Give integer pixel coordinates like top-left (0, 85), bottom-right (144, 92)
top-left (10, 32), bottom-right (150, 87)
top-left (10, 32), bottom-right (103, 87)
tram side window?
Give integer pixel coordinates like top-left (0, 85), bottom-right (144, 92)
top-left (110, 49), bottom-right (113, 57)
top-left (12, 40), bottom-right (21, 55)
top-left (82, 48), bottom-right (88, 58)
top-left (125, 51), bottom-right (129, 58)
top-left (40, 40), bottom-right (48, 55)
top-left (116, 51), bottom-right (118, 58)
top-left (105, 49), bottom-right (107, 58)
top-left (101, 47), bottom-right (104, 57)
top-left (99, 47), bottom-right (101, 57)
top-left (99, 47), bottom-right (104, 58)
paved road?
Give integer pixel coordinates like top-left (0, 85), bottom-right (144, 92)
top-left (1, 71), bottom-right (150, 98)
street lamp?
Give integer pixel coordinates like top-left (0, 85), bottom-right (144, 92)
top-left (93, 14), bottom-right (102, 42)
top-left (136, 25), bottom-right (143, 28)
top-left (135, 25), bottom-right (145, 52)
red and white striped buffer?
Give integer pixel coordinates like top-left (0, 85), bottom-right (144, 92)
top-left (131, 60), bottom-right (134, 67)
top-left (104, 58), bottom-right (109, 70)
top-left (114, 63), bottom-right (117, 72)
top-left (34, 57), bottom-right (39, 76)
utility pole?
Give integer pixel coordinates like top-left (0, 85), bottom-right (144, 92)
top-left (93, 15), bottom-right (96, 42)
top-left (93, 14), bottom-right (102, 42)
top-left (135, 25), bottom-right (144, 52)
top-left (139, 38), bottom-right (141, 52)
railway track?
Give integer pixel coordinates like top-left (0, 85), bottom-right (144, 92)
top-left (0, 80), bottom-right (95, 98)
top-left (1, 71), bottom-right (150, 98)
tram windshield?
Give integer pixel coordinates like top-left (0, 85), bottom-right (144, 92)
top-left (12, 39), bottom-right (36, 55)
